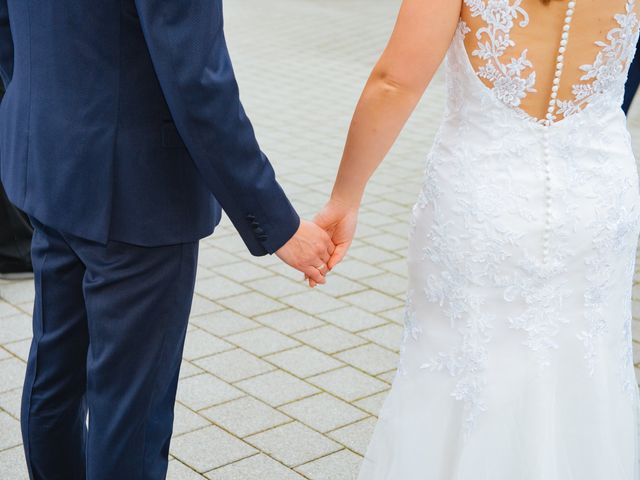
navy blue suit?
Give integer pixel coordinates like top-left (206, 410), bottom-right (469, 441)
top-left (0, 0), bottom-right (300, 478)
top-left (624, 38), bottom-right (640, 114)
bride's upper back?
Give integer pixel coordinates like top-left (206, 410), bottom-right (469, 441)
top-left (461, 0), bottom-right (639, 124)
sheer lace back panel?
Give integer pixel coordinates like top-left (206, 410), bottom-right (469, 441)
top-left (461, 0), bottom-right (640, 124)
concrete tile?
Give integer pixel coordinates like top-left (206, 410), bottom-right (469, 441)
top-left (190, 295), bottom-right (224, 317)
top-left (3, 339), bottom-right (30, 362)
top-left (335, 344), bottom-right (399, 376)
top-left (341, 290), bottom-right (403, 314)
top-left (235, 370), bottom-right (318, 407)
top-left (308, 367), bottom-right (388, 402)
top-left (0, 282), bottom-right (35, 305)
top-left (265, 346), bottom-right (343, 378)
top-left (0, 314), bottom-right (32, 343)
top-left (177, 374), bottom-right (244, 411)
top-left (183, 329), bottom-right (233, 361)
top-left (201, 396), bottom-right (291, 437)
top-left (358, 272), bottom-right (408, 297)
top-left (246, 422), bottom-right (341, 467)
top-left (359, 324), bottom-right (403, 352)
top-left (218, 292), bottom-right (285, 318)
top-left (0, 388), bottom-right (21, 418)
top-left (255, 309), bottom-right (323, 335)
top-left (215, 263), bottom-right (273, 283)
top-left (0, 358), bottom-right (25, 394)
top-left (0, 410), bottom-right (22, 450)
top-left (279, 393), bottom-right (368, 433)
top-left (179, 360), bottom-right (204, 380)
top-left (225, 327), bottom-right (300, 356)
top-left (333, 260), bottom-right (384, 280)
top-left (250, 275), bottom-right (309, 299)
top-left (190, 311), bottom-right (260, 337)
top-left (195, 349), bottom-right (275, 383)
top-left (354, 391), bottom-right (389, 416)
top-left (295, 449), bottom-right (363, 480)
top-left (173, 403), bottom-right (210, 437)
top-left (0, 301), bottom-right (21, 318)
top-left (281, 290), bottom-right (347, 315)
top-left (0, 446), bottom-right (29, 480)
top-left (318, 306), bottom-right (388, 333)
top-left (293, 326), bottom-right (366, 354)
top-left (195, 276), bottom-right (250, 302)
top-left (327, 418), bottom-right (377, 456)
top-left (167, 459), bottom-right (207, 479)
top-left (170, 425), bottom-right (257, 473)
top-left (205, 453), bottom-right (305, 480)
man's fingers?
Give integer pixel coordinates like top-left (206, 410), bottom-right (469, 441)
top-left (303, 266), bottom-right (326, 285)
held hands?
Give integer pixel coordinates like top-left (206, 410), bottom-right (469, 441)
top-left (306, 198), bottom-right (359, 288)
top-left (276, 220), bottom-right (335, 286)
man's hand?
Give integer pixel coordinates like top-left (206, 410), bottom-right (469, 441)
top-left (314, 198), bottom-right (359, 271)
top-left (276, 220), bottom-right (335, 286)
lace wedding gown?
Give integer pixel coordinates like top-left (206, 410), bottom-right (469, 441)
top-left (358, 1), bottom-right (640, 479)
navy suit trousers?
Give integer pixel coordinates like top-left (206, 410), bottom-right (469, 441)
top-left (21, 218), bottom-right (199, 480)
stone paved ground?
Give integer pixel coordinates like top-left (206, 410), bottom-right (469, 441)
top-left (1, 1), bottom-right (640, 479)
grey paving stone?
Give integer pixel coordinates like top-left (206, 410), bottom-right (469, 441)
top-left (0, 282), bottom-right (35, 305)
top-left (167, 459), bottom-right (208, 480)
top-left (296, 449), bottom-right (363, 480)
top-left (3, 339), bottom-right (30, 362)
top-left (308, 367), bottom-right (389, 402)
top-left (354, 391), bottom-right (389, 417)
top-left (327, 418), bottom-right (378, 456)
top-left (281, 290), bottom-right (348, 315)
top-left (0, 314), bottom-right (32, 344)
top-left (179, 361), bottom-right (205, 380)
top-left (0, 358), bottom-right (26, 394)
top-left (336, 344), bottom-right (399, 376)
top-left (341, 290), bottom-right (404, 314)
top-left (190, 311), bottom-right (260, 337)
top-left (190, 295), bottom-right (224, 317)
top-left (173, 402), bottom-right (211, 437)
top-left (0, 410), bottom-right (22, 450)
top-left (358, 323), bottom-right (404, 352)
top-left (217, 292), bottom-right (286, 318)
top-left (235, 370), bottom-right (319, 407)
top-left (0, 388), bottom-right (21, 418)
top-left (195, 276), bottom-right (250, 302)
top-left (205, 453), bottom-right (305, 480)
top-left (249, 275), bottom-right (309, 298)
top-left (318, 306), bottom-right (389, 333)
top-left (183, 329), bottom-right (234, 361)
top-left (170, 425), bottom-right (257, 473)
top-left (177, 374), bottom-right (244, 411)
top-left (265, 345), bottom-right (344, 378)
top-left (195, 349), bottom-right (275, 383)
top-left (255, 308), bottom-right (323, 335)
top-left (0, 446), bottom-right (29, 480)
top-left (201, 396), bottom-right (291, 437)
top-left (246, 422), bottom-right (341, 467)
top-left (279, 393), bottom-right (369, 433)
top-left (293, 325), bottom-right (367, 354)
top-left (0, 300), bottom-right (21, 318)
top-left (225, 327), bottom-right (300, 356)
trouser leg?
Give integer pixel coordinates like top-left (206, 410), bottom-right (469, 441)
top-left (21, 221), bottom-right (88, 480)
top-left (69, 237), bottom-right (198, 480)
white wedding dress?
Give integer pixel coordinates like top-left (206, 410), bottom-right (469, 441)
top-left (358, 1), bottom-right (640, 479)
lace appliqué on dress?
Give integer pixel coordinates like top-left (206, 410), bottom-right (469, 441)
top-left (464, 0), bottom-right (536, 108)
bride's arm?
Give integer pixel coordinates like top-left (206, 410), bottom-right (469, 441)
top-left (315, 0), bottom-right (462, 270)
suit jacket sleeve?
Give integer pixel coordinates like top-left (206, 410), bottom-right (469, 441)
top-left (134, 0), bottom-right (300, 256)
top-left (0, 0), bottom-right (13, 89)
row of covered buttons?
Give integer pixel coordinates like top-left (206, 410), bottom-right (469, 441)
top-left (246, 214), bottom-right (268, 242)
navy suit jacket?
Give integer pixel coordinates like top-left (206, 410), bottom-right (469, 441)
top-left (0, 0), bottom-right (300, 255)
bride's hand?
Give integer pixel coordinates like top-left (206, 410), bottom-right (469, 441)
top-left (308, 198), bottom-right (359, 286)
